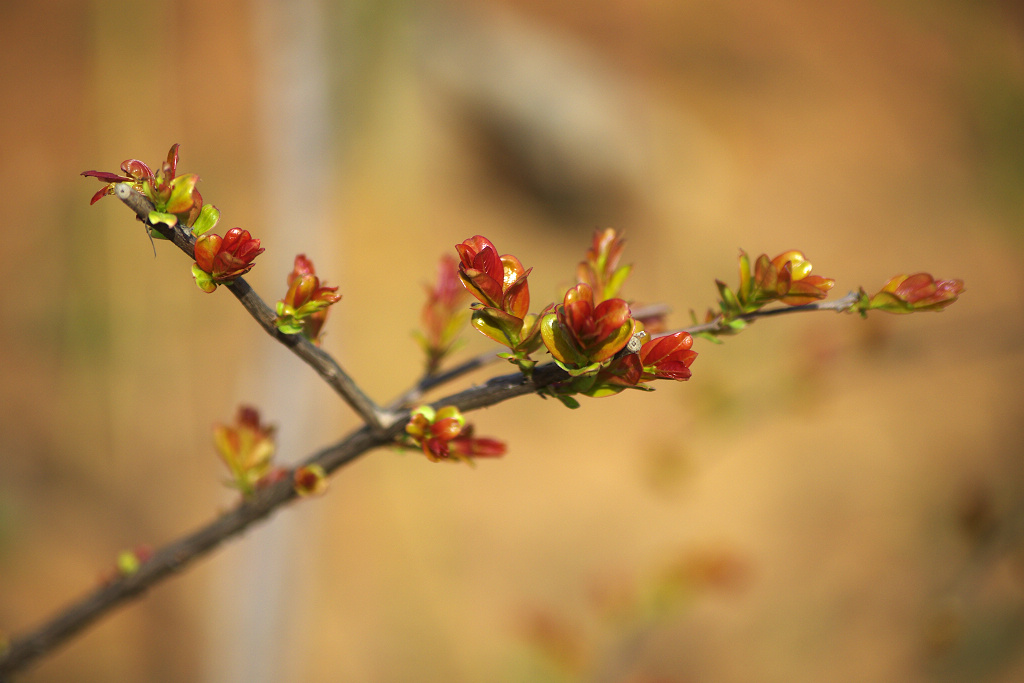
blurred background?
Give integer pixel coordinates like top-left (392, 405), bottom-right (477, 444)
top-left (1, 0), bottom-right (1023, 681)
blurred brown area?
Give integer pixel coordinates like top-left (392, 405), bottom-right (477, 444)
top-left (1, 0), bottom-right (1023, 681)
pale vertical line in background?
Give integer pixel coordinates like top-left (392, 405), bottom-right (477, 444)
top-left (204, 0), bottom-right (336, 681)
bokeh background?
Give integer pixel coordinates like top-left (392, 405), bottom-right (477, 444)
top-left (2, 0), bottom-right (1023, 681)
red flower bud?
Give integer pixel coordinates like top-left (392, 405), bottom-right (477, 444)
top-left (213, 406), bottom-right (277, 497)
top-left (638, 332), bottom-right (698, 381)
top-left (193, 228), bottom-right (265, 292)
top-left (541, 283), bottom-right (636, 367)
top-left (577, 228), bottom-right (632, 302)
top-left (721, 249), bottom-right (835, 315)
top-left (82, 158), bottom-right (155, 205)
top-left (404, 406), bottom-right (505, 463)
top-left (293, 465), bottom-right (328, 497)
top-left (767, 251), bottom-right (835, 305)
top-left (275, 254), bottom-right (341, 343)
top-left (416, 254), bottom-right (470, 372)
top-left (83, 145), bottom-right (202, 226)
top-left (865, 273), bottom-right (964, 313)
top-left (456, 235), bottom-right (532, 318)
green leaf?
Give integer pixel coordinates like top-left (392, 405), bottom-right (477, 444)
top-left (586, 319), bottom-right (635, 362)
top-left (540, 313), bottom-right (588, 367)
top-left (738, 250), bottom-right (752, 302)
top-left (584, 383), bottom-right (629, 398)
top-left (274, 315), bottom-right (304, 334)
top-left (695, 331), bottom-right (723, 344)
top-left (516, 307), bottom-right (551, 355)
top-left (191, 204), bottom-right (220, 237)
top-left (553, 394), bottom-right (581, 409)
top-left (411, 405), bottom-right (436, 422)
top-left (604, 264), bottom-right (632, 300)
top-left (498, 351), bottom-right (537, 377)
top-left (554, 358), bottom-right (604, 378)
top-left (164, 173), bottom-right (199, 214)
top-left (294, 299), bottom-right (334, 318)
top-left (470, 307), bottom-right (523, 348)
top-left (148, 211), bottom-right (178, 228)
top-left (716, 280), bottom-right (738, 314)
top-left (191, 263), bottom-right (218, 293)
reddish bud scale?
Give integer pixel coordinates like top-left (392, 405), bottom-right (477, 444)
top-left (83, 144), bottom-right (204, 227)
top-left (639, 332), bottom-right (697, 381)
top-left (417, 254), bottom-right (470, 371)
top-left (867, 273), bottom-right (964, 313)
top-left (577, 228), bottom-right (631, 301)
top-left (456, 235), bottom-right (532, 318)
top-left (275, 254), bottom-right (342, 342)
top-left (293, 465), bottom-right (328, 497)
top-left (543, 283), bottom-right (635, 366)
top-left (405, 405), bottom-right (505, 463)
top-left (194, 228), bottom-right (265, 288)
top-left (213, 406), bottom-right (277, 496)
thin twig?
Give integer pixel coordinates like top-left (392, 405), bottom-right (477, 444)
top-left (676, 291), bottom-right (862, 338)
top-left (388, 302), bottom-right (680, 409)
top-left (385, 297), bottom-right (854, 409)
top-left (112, 184), bottom-right (399, 433)
top-left (388, 350), bottom-right (502, 410)
top-left (0, 363), bottom-right (565, 678)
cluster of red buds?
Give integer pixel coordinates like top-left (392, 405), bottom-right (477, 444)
top-left (404, 405), bottom-right (506, 463)
top-left (82, 144), bottom-right (201, 228)
top-left (857, 273), bottom-right (964, 314)
top-left (705, 248), bottom-right (963, 333)
top-left (455, 235), bottom-right (548, 373)
top-left (274, 254), bottom-right (342, 344)
top-left (453, 230), bottom-right (699, 405)
top-left (414, 255), bottom-right (470, 374)
top-left (82, 145), bottom-right (965, 477)
top-left (212, 406), bottom-right (278, 497)
top-left (192, 228), bottom-right (265, 292)
top-left (84, 145), bottom-right (269, 292)
top-left (714, 249), bottom-right (836, 319)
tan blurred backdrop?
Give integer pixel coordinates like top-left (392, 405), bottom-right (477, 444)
top-left (1, 0), bottom-right (1023, 681)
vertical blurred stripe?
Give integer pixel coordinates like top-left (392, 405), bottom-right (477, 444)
top-left (204, 1), bottom-right (333, 682)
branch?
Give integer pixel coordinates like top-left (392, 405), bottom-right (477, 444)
top-left (0, 282), bottom-right (876, 677)
top-left (387, 297), bottom-right (855, 408)
top-left (388, 302), bottom-right (686, 409)
top-left (0, 191), bottom-right (886, 678)
top-left (113, 184), bottom-right (399, 434)
top-left (0, 360), bottom-right (569, 678)
top-left (0, 425), bottom-right (378, 678)
top-left (677, 291), bottom-right (862, 337)
top-left (388, 350), bottom-right (501, 410)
